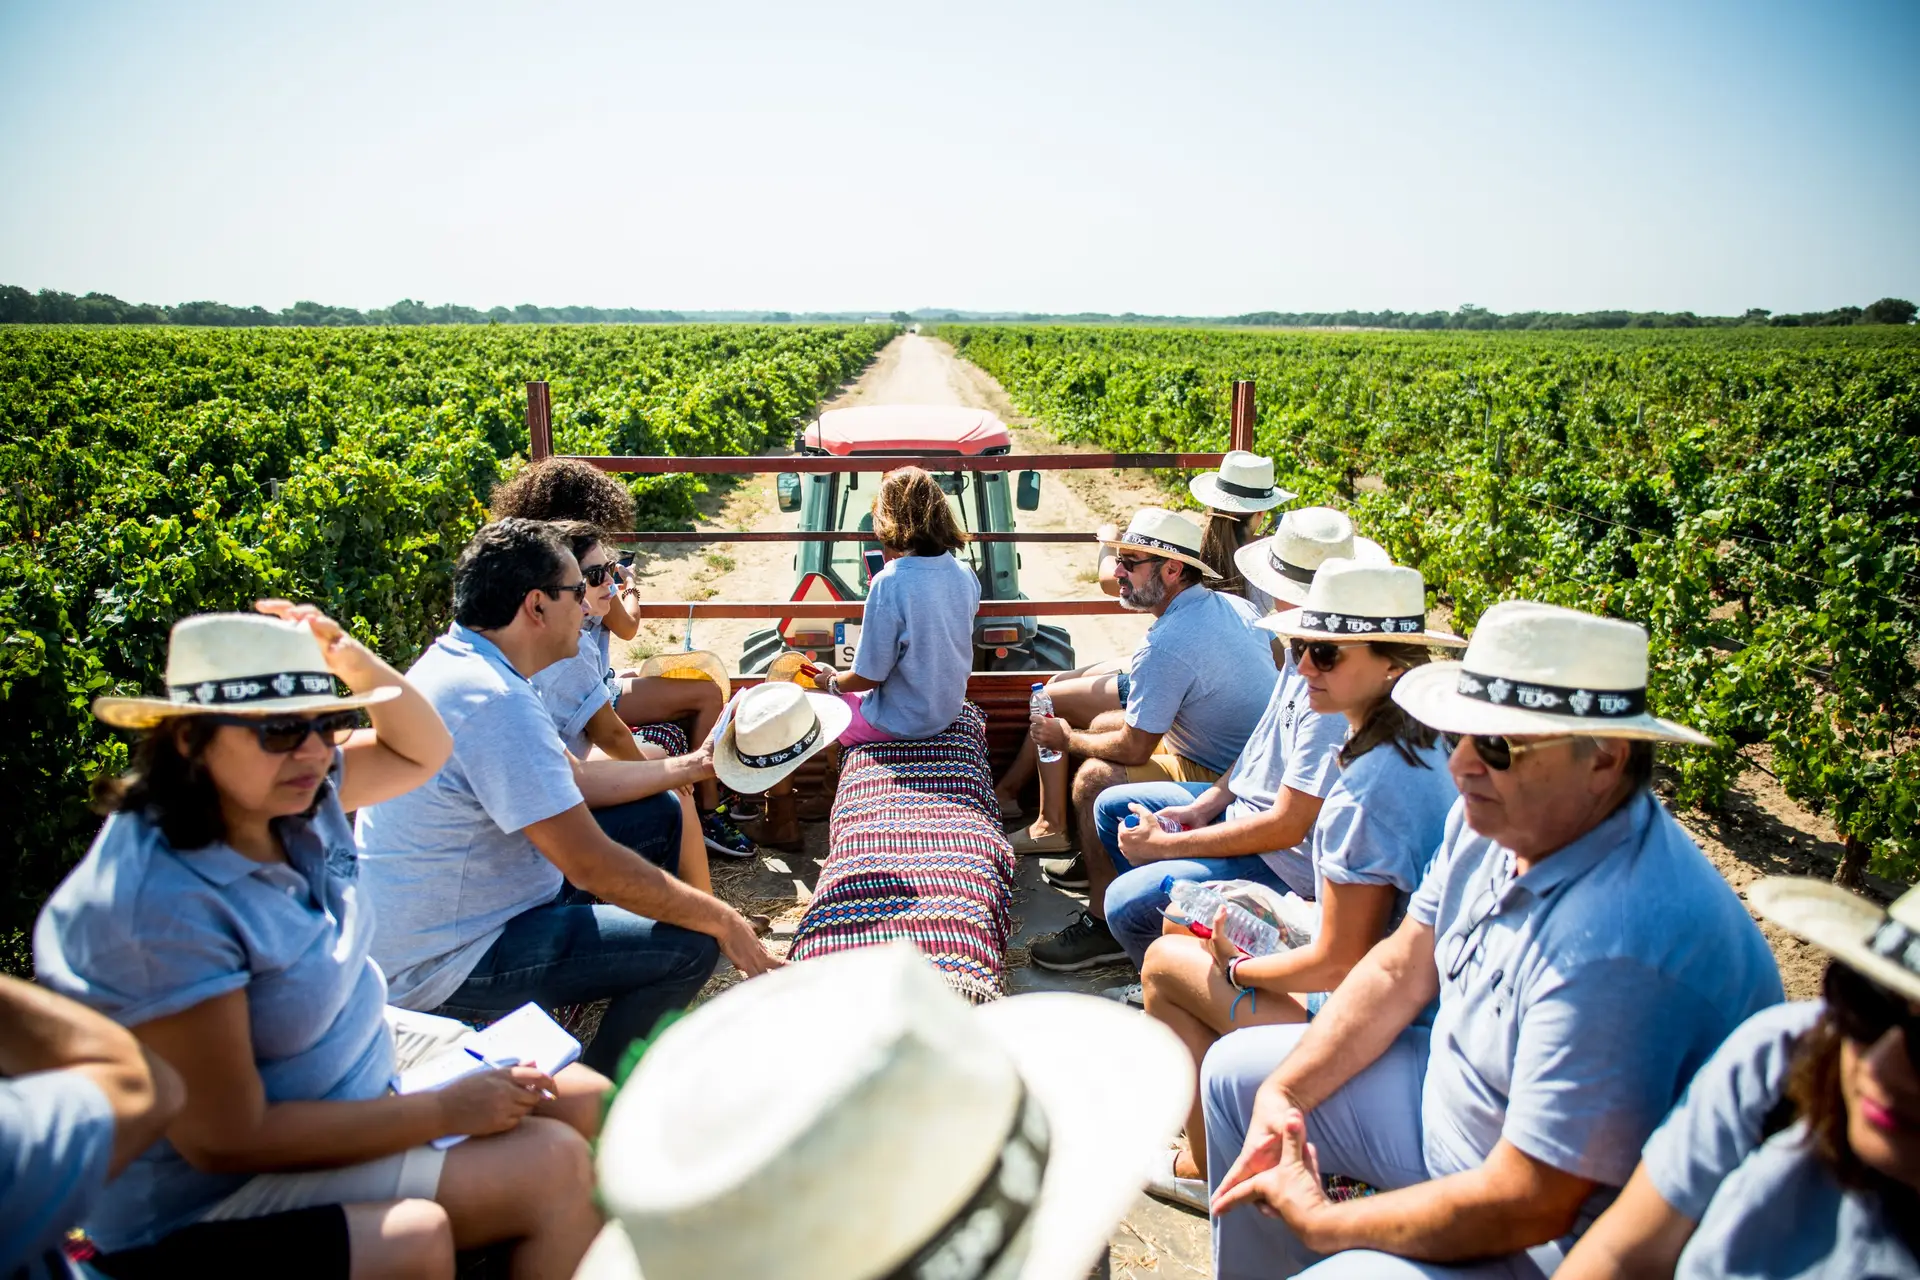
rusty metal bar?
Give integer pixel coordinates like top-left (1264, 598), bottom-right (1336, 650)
top-left (527, 383), bottom-right (553, 461)
top-left (608, 530), bottom-right (1099, 545)
top-left (561, 451), bottom-right (1227, 475)
top-left (626, 598), bottom-right (1129, 619)
top-left (1229, 380), bottom-right (1256, 454)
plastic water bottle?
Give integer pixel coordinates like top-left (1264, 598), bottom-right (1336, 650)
top-left (1030, 683), bottom-right (1062, 763)
top-left (1123, 812), bottom-right (1187, 834)
top-left (1164, 880), bottom-right (1282, 957)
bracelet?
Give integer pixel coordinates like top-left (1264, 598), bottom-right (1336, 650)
top-left (824, 674), bottom-right (840, 696)
top-left (1226, 955), bottom-right (1248, 990)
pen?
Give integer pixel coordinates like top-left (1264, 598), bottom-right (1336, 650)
top-left (465, 1046), bottom-right (557, 1100)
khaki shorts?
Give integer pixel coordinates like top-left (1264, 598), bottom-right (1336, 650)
top-left (1125, 755), bottom-right (1221, 786)
top-left (199, 1009), bottom-right (473, 1223)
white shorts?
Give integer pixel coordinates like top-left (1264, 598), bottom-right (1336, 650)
top-left (199, 1008), bottom-right (475, 1222)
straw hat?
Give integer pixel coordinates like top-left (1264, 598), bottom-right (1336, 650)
top-left (1188, 451), bottom-right (1295, 514)
top-left (578, 941), bottom-right (1193, 1280)
top-left (1749, 879), bottom-right (1920, 1006)
top-left (1258, 559), bottom-right (1466, 647)
top-left (635, 649), bottom-right (732, 704)
top-left (1391, 600), bottom-right (1712, 745)
top-left (764, 651), bottom-right (824, 690)
top-left (1235, 507), bottom-right (1387, 606)
top-left (1102, 508), bottom-right (1218, 578)
top-left (93, 613), bottom-right (400, 730)
top-left (712, 681), bottom-right (852, 793)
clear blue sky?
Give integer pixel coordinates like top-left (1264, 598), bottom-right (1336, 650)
top-left (2, 0), bottom-right (1915, 316)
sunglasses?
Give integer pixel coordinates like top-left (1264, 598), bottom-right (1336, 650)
top-left (1441, 732), bottom-right (1583, 771)
top-left (543, 581), bottom-right (589, 603)
top-left (1825, 961), bottom-right (1920, 1070)
top-left (580, 563), bottom-right (616, 588)
top-left (1288, 639), bottom-right (1347, 671)
top-left (1112, 555), bottom-right (1157, 574)
top-left (207, 709), bottom-right (360, 754)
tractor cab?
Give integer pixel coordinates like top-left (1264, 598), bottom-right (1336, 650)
top-left (742, 406), bottom-right (1070, 674)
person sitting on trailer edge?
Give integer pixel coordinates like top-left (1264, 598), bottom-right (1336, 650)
top-left (1021, 507), bottom-right (1277, 971)
top-left (1205, 600), bottom-right (1784, 1280)
top-left (356, 520), bottom-right (779, 1078)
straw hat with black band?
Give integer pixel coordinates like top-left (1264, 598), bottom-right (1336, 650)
top-left (1750, 878), bottom-right (1920, 1007)
top-left (1188, 451), bottom-right (1295, 515)
top-left (1390, 599), bottom-right (1712, 745)
top-left (1258, 559), bottom-right (1467, 648)
top-left (1102, 508), bottom-right (1219, 579)
top-left (1235, 507), bottom-right (1387, 607)
top-left (577, 941), bottom-right (1192, 1280)
top-left (711, 681), bottom-right (851, 794)
top-left (93, 613), bottom-right (400, 730)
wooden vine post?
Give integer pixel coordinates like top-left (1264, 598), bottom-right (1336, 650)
top-left (1230, 380), bottom-right (1256, 453)
top-left (527, 381), bottom-right (553, 462)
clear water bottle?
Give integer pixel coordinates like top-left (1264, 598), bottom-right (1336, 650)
top-left (1030, 683), bottom-right (1062, 763)
top-left (1123, 812), bottom-right (1187, 834)
top-left (1164, 880), bottom-right (1282, 957)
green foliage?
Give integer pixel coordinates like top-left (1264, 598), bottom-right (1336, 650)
top-left (940, 324), bottom-right (1920, 884)
top-left (0, 323), bottom-right (892, 957)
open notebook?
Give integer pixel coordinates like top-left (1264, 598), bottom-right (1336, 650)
top-left (395, 1003), bottom-right (583, 1149)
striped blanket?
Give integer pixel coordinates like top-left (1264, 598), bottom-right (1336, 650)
top-left (789, 703), bottom-right (1016, 1002)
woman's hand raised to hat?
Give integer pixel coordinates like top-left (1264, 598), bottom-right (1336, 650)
top-left (253, 599), bottom-right (380, 686)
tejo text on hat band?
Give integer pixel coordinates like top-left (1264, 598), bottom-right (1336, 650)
top-left (1455, 671), bottom-right (1647, 719)
top-left (171, 671), bottom-right (338, 707)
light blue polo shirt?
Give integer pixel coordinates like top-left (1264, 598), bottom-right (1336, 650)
top-left (34, 753), bottom-right (393, 1251)
top-left (1126, 586), bottom-right (1278, 775)
top-left (1642, 1000), bottom-right (1917, 1278)
top-left (1217, 654), bottom-right (1349, 897)
top-left (1313, 739), bottom-right (1457, 929)
top-left (532, 618), bottom-right (614, 757)
top-left (357, 623), bottom-right (584, 1012)
top-left (1, 1070), bottom-right (113, 1278)
top-left (1407, 788), bottom-right (1784, 1274)
top-left (854, 552), bottom-right (980, 738)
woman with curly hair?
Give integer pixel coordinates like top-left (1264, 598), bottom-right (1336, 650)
top-left (490, 458), bottom-right (750, 857)
top-left (1558, 877), bottom-right (1920, 1279)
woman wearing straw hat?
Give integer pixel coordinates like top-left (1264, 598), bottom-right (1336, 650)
top-left (1207, 600), bottom-right (1784, 1279)
top-left (34, 604), bottom-right (607, 1276)
top-left (1130, 560), bottom-right (1465, 1213)
top-left (1558, 878), bottom-right (1920, 1279)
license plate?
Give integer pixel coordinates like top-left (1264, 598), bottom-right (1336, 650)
top-left (833, 622), bottom-right (860, 670)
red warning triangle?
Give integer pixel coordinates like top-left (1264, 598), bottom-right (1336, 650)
top-left (779, 571), bottom-right (843, 643)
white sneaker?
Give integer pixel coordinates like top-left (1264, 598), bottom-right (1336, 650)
top-left (1099, 982), bottom-right (1144, 1008)
top-left (1144, 1146), bottom-right (1209, 1215)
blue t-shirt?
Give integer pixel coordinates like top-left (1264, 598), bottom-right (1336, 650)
top-left (357, 623), bottom-right (584, 1011)
top-left (1407, 789), bottom-right (1785, 1275)
top-left (1312, 739), bottom-right (1456, 929)
top-left (1126, 586), bottom-right (1278, 775)
top-left (853, 552), bottom-right (980, 738)
top-left (532, 619), bottom-right (614, 757)
top-left (34, 753), bottom-right (393, 1251)
top-left (1643, 1000), bottom-right (1918, 1279)
top-left (1218, 654), bottom-right (1349, 897)
top-left (1, 1070), bottom-right (113, 1278)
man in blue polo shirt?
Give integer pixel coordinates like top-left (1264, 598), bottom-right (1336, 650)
top-left (358, 519), bottom-right (779, 1073)
top-left (1205, 601), bottom-right (1783, 1279)
top-left (1027, 508), bottom-right (1277, 971)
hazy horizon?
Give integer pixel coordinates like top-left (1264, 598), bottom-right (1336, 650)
top-left (3, 1), bottom-right (1916, 317)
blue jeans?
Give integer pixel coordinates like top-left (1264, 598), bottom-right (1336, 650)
top-left (437, 794), bottom-right (719, 1074)
top-left (1094, 782), bottom-right (1296, 968)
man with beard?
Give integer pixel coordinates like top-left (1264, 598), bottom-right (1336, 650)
top-left (1026, 509), bottom-right (1277, 971)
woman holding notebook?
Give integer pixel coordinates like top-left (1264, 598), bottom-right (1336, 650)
top-left (35, 604), bottom-right (608, 1278)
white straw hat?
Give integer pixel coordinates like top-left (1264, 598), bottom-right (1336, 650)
top-left (1258, 559), bottom-right (1466, 647)
top-left (1748, 879), bottom-right (1920, 1005)
top-left (93, 613), bottom-right (400, 730)
top-left (635, 649), bottom-right (732, 704)
top-left (1188, 451), bottom-right (1295, 514)
top-left (712, 681), bottom-right (852, 793)
top-left (1235, 507), bottom-right (1388, 606)
top-left (1102, 508), bottom-right (1218, 578)
top-left (578, 941), bottom-right (1193, 1280)
top-left (1391, 600), bottom-right (1712, 745)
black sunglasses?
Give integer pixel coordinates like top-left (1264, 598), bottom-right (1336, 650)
top-left (543, 581), bottom-right (589, 602)
top-left (1441, 732), bottom-right (1582, 772)
top-left (207, 710), bottom-right (360, 754)
top-left (1288, 639), bottom-right (1346, 671)
top-left (1112, 555), bottom-right (1156, 573)
top-left (1825, 961), bottom-right (1920, 1070)
top-left (580, 563), bottom-right (615, 588)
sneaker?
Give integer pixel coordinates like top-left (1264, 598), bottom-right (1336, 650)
top-left (701, 808), bottom-right (759, 859)
top-left (1040, 853), bottom-right (1088, 889)
top-left (1030, 911), bottom-right (1126, 972)
top-left (1100, 982), bottom-right (1144, 1008)
top-left (1144, 1147), bottom-right (1209, 1215)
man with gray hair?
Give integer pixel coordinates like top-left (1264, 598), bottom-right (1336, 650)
top-left (1205, 600), bottom-right (1783, 1279)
